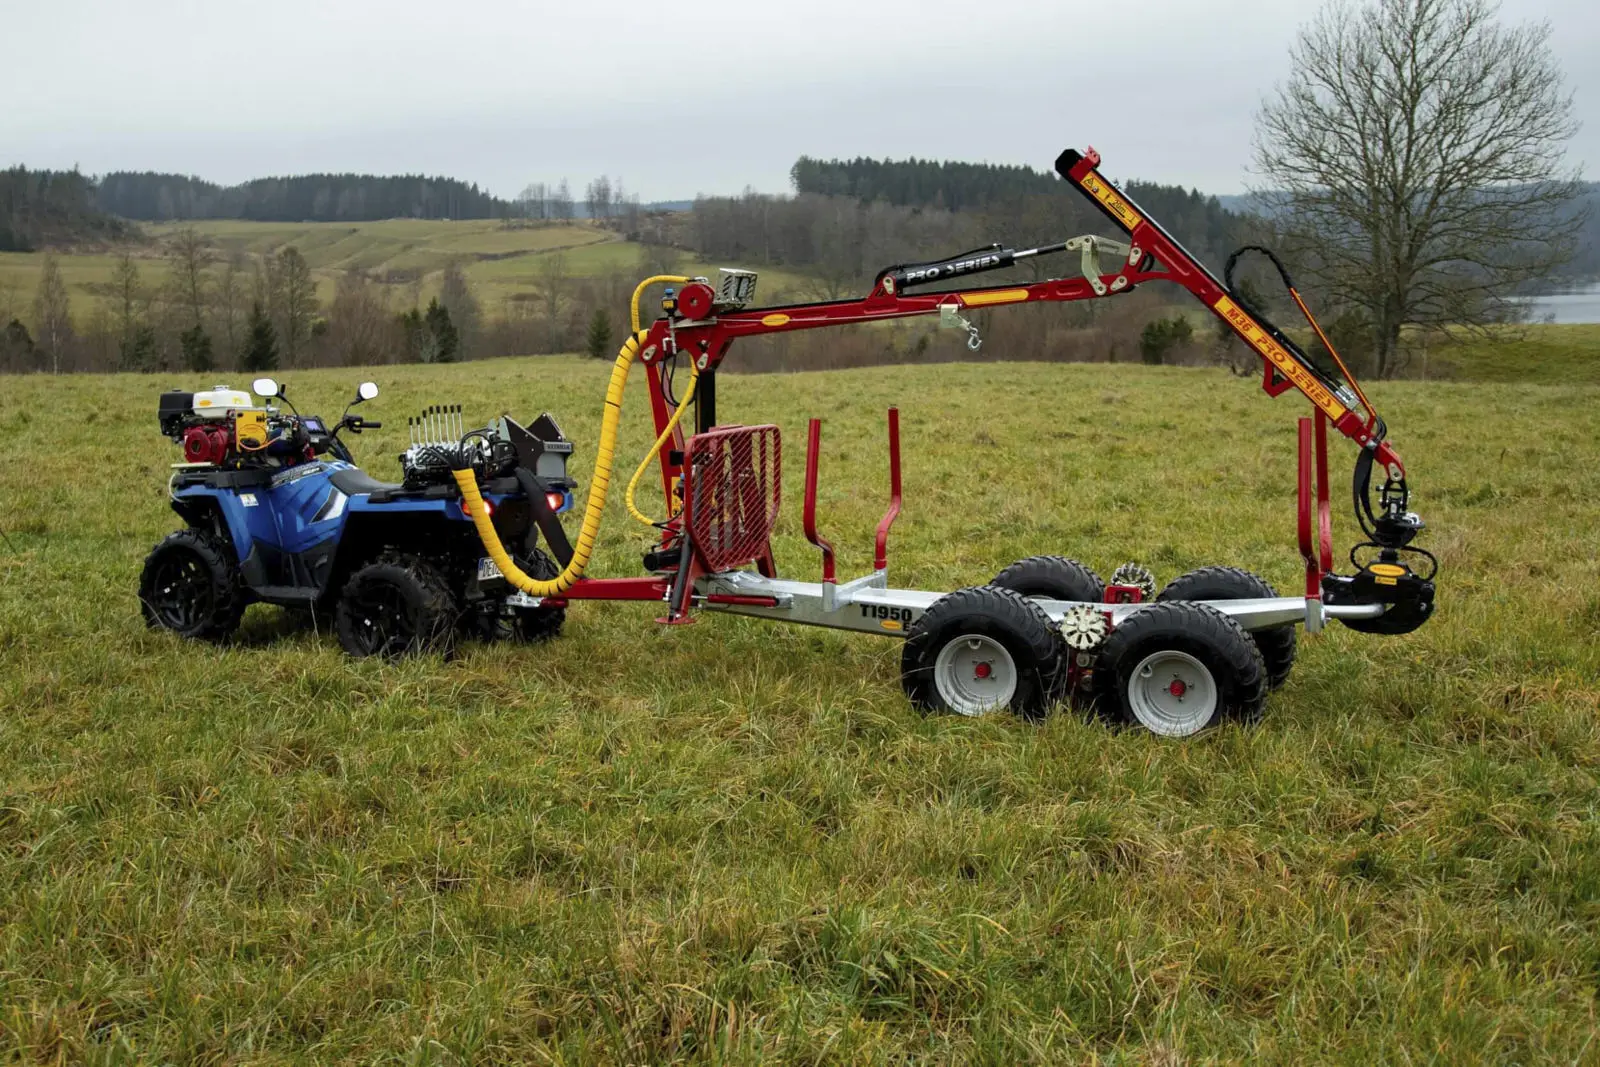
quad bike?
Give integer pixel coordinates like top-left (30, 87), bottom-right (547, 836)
top-left (140, 377), bottom-right (578, 656)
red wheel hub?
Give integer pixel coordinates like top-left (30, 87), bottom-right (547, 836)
top-left (1168, 679), bottom-right (1188, 697)
top-left (974, 662), bottom-right (993, 680)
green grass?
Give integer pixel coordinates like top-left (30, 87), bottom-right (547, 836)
top-left (1432, 324), bottom-right (1600, 384)
top-left (2, 358), bottom-right (1600, 1062)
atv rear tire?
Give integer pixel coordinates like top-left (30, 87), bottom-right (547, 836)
top-left (990, 555), bottom-right (1105, 603)
top-left (1089, 601), bottom-right (1266, 736)
top-left (1156, 566), bottom-right (1296, 689)
top-left (139, 528), bottom-right (247, 641)
top-left (901, 586), bottom-right (1064, 719)
top-left (336, 553), bottom-right (458, 658)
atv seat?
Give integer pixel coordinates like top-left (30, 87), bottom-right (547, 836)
top-left (330, 468), bottom-right (404, 502)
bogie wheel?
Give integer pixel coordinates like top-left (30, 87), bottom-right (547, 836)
top-left (1090, 601), bottom-right (1266, 737)
top-left (901, 586), bottom-right (1064, 719)
top-left (335, 553), bottom-right (459, 658)
top-left (472, 547), bottom-right (567, 643)
top-left (139, 528), bottom-right (247, 641)
top-left (1157, 566), bottom-right (1296, 689)
top-left (990, 555), bottom-right (1105, 603)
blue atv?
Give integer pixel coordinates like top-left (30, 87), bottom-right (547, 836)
top-left (139, 376), bottom-right (578, 656)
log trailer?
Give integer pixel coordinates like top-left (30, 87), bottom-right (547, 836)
top-left (450, 147), bottom-right (1436, 736)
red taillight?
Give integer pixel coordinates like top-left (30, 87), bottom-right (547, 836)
top-left (546, 492), bottom-right (565, 512)
top-left (464, 498), bottom-right (494, 518)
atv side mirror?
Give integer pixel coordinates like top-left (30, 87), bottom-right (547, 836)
top-left (253, 377), bottom-right (280, 399)
top-left (355, 381), bottom-right (379, 403)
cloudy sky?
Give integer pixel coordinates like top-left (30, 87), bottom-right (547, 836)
top-left (5, 0), bottom-right (1595, 200)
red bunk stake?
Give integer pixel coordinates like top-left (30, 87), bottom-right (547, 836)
top-left (874, 407), bottom-right (902, 572)
top-left (803, 418), bottom-right (836, 584)
top-left (1297, 413), bottom-right (1334, 601)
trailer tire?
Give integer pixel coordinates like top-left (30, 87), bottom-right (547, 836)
top-left (1157, 566), bottom-right (1296, 689)
top-left (901, 586), bottom-right (1064, 719)
top-left (1089, 601), bottom-right (1266, 736)
top-left (335, 552), bottom-right (458, 658)
top-left (990, 555), bottom-right (1105, 603)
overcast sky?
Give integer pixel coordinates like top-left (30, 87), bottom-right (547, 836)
top-left (5, 0), bottom-right (1596, 200)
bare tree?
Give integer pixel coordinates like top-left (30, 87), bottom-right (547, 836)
top-left (165, 227), bottom-right (214, 331)
top-left (550, 179), bottom-right (575, 222)
top-left (517, 181), bottom-right (548, 220)
top-left (584, 175), bottom-right (613, 221)
top-left (272, 246), bottom-right (318, 366)
top-left (216, 250), bottom-right (248, 362)
top-left (538, 252), bottom-right (569, 350)
top-left (327, 269), bottom-right (394, 366)
top-left (32, 254), bottom-right (73, 374)
top-left (1254, 0), bottom-right (1585, 377)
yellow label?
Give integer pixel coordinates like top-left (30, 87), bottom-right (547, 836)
top-left (880, 619), bottom-right (903, 632)
top-left (1079, 171), bottom-right (1143, 231)
top-left (761, 313), bottom-right (791, 327)
top-left (235, 410), bottom-right (268, 449)
top-left (197, 398), bottom-right (214, 407)
top-left (960, 288), bottom-right (1030, 308)
top-left (1213, 295), bottom-right (1347, 419)
top-left (1374, 576), bottom-right (1398, 586)
top-left (1369, 563), bottom-right (1406, 578)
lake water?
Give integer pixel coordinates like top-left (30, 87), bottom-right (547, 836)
top-left (1525, 283), bottom-right (1600, 324)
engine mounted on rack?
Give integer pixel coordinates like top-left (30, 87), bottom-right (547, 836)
top-left (400, 403), bottom-right (577, 500)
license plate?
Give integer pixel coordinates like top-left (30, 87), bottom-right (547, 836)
top-left (477, 557), bottom-right (503, 582)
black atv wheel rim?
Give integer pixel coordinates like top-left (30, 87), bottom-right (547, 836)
top-left (147, 550), bottom-right (214, 631)
top-left (348, 582), bottom-right (414, 656)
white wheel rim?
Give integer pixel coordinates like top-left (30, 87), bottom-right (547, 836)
top-left (933, 634), bottom-right (1017, 716)
top-left (1126, 649), bottom-right (1217, 736)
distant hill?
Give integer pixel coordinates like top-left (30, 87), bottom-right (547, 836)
top-left (0, 167), bottom-right (131, 252)
top-left (96, 172), bottom-right (514, 223)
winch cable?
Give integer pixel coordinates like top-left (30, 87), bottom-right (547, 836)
top-left (452, 275), bottom-right (691, 597)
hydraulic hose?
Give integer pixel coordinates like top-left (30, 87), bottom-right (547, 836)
top-left (452, 330), bottom-right (646, 596)
top-left (631, 274), bottom-right (691, 333)
top-left (624, 361), bottom-right (699, 527)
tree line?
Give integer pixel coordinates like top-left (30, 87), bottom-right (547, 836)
top-left (1, 167), bottom-right (130, 251)
top-left (95, 172), bottom-right (515, 222)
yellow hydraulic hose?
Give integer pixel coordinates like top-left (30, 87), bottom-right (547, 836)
top-left (453, 330), bottom-right (646, 596)
top-left (454, 274), bottom-right (695, 595)
top-left (624, 362), bottom-right (699, 527)
top-left (631, 275), bottom-right (690, 333)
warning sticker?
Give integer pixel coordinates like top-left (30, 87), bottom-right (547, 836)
top-left (1079, 171), bottom-right (1144, 232)
top-left (1213, 296), bottom-right (1347, 418)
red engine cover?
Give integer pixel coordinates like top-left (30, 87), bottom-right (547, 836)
top-left (182, 425), bottom-right (233, 465)
top-left (677, 282), bottom-right (715, 321)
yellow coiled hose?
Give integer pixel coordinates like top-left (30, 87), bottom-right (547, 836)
top-left (452, 274), bottom-right (692, 596)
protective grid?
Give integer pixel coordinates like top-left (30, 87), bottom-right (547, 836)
top-left (685, 424), bottom-right (782, 572)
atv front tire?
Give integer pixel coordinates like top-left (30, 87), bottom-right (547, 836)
top-left (139, 528), bottom-right (247, 641)
top-left (335, 553), bottom-right (458, 657)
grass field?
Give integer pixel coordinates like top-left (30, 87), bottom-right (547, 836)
top-left (0, 222), bottom-right (822, 329)
top-left (2, 357), bottom-right (1599, 1062)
